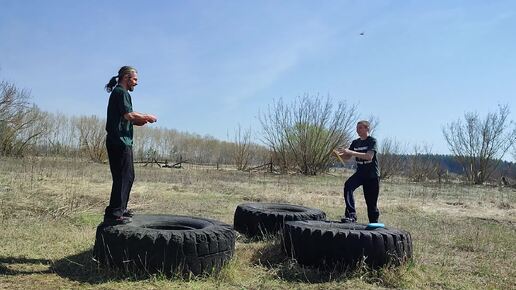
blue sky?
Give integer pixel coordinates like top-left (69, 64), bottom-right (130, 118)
top-left (1, 1), bottom-right (515, 155)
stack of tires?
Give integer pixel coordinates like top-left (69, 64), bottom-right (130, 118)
top-left (233, 202), bottom-right (413, 269)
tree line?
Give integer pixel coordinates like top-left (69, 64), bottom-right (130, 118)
top-left (1, 79), bottom-right (515, 184)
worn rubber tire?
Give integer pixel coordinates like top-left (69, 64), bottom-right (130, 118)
top-left (93, 214), bottom-right (235, 275)
top-left (233, 203), bottom-right (326, 238)
top-left (283, 220), bottom-right (412, 268)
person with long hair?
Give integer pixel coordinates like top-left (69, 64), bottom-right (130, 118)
top-left (103, 66), bottom-right (157, 224)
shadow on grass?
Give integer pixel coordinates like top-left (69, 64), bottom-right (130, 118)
top-left (247, 240), bottom-right (410, 286)
top-left (1, 245), bottom-right (413, 287)
top-left (247, 239), bottom-right (353, 283)
top-left (52, 249), bottom-right (144, 284)
top-left (0, 257), bottom-right (53, 275)
top-left (0, 249), bottom-right (157, 284)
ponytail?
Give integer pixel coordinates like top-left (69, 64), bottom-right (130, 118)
top-left (105, 76), bottom-right (118, 92)
top-left (104, 66), bottom-right (137, 93)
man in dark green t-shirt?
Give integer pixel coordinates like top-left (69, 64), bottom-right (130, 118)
top-left (336, 120), bottom-right (380, 223)
top-left (103, 66), bottom-right (157, 225)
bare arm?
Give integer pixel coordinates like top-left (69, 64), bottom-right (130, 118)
top-left (123, 112), bottom-right (157, 124)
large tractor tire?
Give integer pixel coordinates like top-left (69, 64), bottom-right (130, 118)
top-left (93, 214), bottom-right (235, 275)
top-left (283, 220), bottom-right (412, 268)
top-left (234, 203), bottom-right (326, 238)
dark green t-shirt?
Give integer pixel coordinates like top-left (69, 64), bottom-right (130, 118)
top-left (105, 85), bottom-right (133, 146)
top-left (349, 136), bottom-right (380, 178)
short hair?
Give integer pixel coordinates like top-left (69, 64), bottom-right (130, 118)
top-left (357, 120), bottom-right (370, 129)
top-left (105, 66), bottom-right (138, 92)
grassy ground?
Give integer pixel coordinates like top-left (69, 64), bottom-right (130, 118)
top-left (0, 156), bottom-right (514, 289)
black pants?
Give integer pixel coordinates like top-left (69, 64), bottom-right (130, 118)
top-left (343, 172), bottom-right (380, 223)
top-left (104, 142), bottom-right (134, 219)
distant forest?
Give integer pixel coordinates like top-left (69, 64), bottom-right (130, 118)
top-left (2, 79), bottom-right (515, 184)
top-left (400, 154), bottom-right (515, 178)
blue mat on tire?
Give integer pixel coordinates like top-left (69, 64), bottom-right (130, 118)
top-left (366, 223), bottom-right (385, 229)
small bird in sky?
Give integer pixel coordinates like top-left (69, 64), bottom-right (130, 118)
top-left (360, 32), bottom-right (365, 36)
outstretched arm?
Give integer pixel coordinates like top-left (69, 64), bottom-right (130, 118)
top-left (124, 112), bottom-right (158, 126)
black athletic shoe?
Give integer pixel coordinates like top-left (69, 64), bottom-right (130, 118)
top-left (123, 209), bottom-right (134, 218)
top-left (103, 216), bottom-right (132, 225)
top-left (340, 217), bottom-right (357, 223)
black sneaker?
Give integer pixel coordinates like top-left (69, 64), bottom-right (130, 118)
top-left (103, 216), bottom-right (132, 225)
top-left (340, 217), bottom-right (357, 223)
top-left (123, 209), bottom-right (135, 218)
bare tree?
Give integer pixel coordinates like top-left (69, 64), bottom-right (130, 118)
top-left (74, 115), bottom-right (107, 162)
top-left (378, 137), bottom-right (405, 180)
top-left (233, 124), bottom-right (252, 171)
top-left (0, 81), bottom-right (29, 123)
top-left (38, 112), bottom-right (79, 156)
top-left (0, 81), bottom-right (46, 156)
top-left (13, 105), bottom-right (48, 156)
top-left (260, 99), bottom-right (293, 173)
top-left (512, 143), bottom-right (516, 163)
top-left (408, 143), bottom-right (438, 182)
top-left (260, 95), bottom-right (358, 175)
top-left (366, 114), bottom-right (380, 136)
top-left (434, 157), bottom-right (448, 184)
top-left (443, 105), bottom-right (516, 184)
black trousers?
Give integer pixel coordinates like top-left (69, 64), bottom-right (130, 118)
top-left (104, 142), bottom-right (134, 219)
top-left (343, 172), bottom-right (380, 223)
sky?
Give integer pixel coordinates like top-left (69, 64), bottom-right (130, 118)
top-left (1, 0), bottom-right (515, 156)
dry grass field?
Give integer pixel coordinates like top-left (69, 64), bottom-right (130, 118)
top-left (0, 156), bottom-right (515, 289)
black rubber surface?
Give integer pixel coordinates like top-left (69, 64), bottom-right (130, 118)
top-left (283, 220), bottom-right (413, 268)
top-left (233, 203), bottom-right (326, 238)
top-left (93, 214), bottom-right (235, 275)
